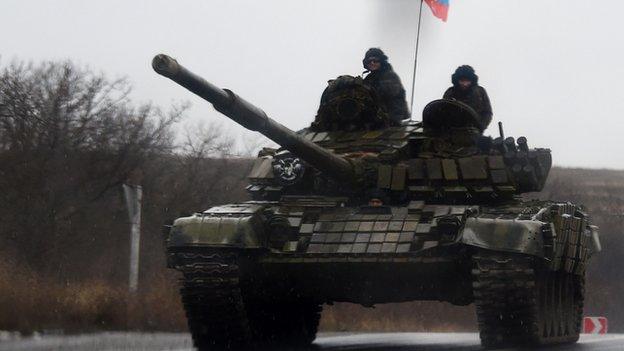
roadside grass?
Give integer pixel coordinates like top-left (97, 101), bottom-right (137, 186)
top-left (0, 259), bottom-right (186, 332)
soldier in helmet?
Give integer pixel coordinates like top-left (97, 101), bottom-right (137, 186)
top-left (362, 48), bottom-right (410, 123)
top-left (443, 65), bottom-right (493, 131)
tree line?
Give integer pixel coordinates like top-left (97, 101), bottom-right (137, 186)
top-left (0, 59), bottom-right (250, 281)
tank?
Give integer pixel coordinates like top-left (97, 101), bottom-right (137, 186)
top-left (153, 54), bottom-right (601, 350)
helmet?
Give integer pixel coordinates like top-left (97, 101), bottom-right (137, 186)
top-left (362, 48), bottom-right (389, 69)
top-left (451, 65), bottom-right (479, 86)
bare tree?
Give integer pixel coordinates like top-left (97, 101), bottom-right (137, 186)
top-left (181, 121), bottom-right (234, 158)
top-left (0, 60), bottom-right (185, 272)
top-left (148, 121), bottom-right (251, 220)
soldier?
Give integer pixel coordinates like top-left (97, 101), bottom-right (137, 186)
top-left (443, 65), bottom-right (493, 131)
top-left (366, 188), bottom-right (388, 206)
top-left (362, 48), bottom-right (410, 123)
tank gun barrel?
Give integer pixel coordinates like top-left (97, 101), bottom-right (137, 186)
top-left (152, 54), bottom-right (356, 183)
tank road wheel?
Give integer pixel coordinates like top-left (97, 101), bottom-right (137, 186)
top-left (174, 251), bottom-right (321, 350)
top-left (472, 250), bottom-right (584, 349)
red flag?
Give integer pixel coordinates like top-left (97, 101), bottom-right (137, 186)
top-left (424, 0), bottom-right (449, 22)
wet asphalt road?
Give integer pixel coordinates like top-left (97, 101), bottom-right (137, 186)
top-left (1, 332), bottom-right (623, 351)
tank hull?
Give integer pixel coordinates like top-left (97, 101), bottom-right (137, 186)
top-left (166, 200), bottom-right (598, 349)
top-left (167, 199), bottom-right (597, 276)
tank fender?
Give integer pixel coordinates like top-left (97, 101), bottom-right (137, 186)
top-left (167, 203), bottom-right (267, 248)
top-left (459, 217), bottom-right (545, 257)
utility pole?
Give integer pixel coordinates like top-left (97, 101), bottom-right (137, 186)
top-left (123, 184), bottom-right (142, 293)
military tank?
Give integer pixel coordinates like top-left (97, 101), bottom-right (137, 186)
top-left (152, 54), bottom-right (601, 350)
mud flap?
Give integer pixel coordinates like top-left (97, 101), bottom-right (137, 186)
top-left (460, 217), bottom-right (545, 257)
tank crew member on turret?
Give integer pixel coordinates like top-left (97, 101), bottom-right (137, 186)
top-left (362, 48), bottom-right (410, 123)
top-left (443, 65), bottom-right (493, 131)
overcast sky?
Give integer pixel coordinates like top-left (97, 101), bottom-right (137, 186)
top-left (2, 0), bottom-right (623, 169)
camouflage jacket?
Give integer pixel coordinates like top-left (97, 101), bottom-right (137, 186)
top-left (364, 68), bottom-right (410, 123)
top-left (443, 85), bottom-right (493, 131)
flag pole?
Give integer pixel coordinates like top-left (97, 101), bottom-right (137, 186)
top-left (409, 0), bottom-right (425, 114)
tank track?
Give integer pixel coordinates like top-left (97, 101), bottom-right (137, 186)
top-left (173, 251), bottom-right (321, 350)
top-left (472, 250), bottom-right (584, 348)
top-left (177, 252), bottom-right (252, 350)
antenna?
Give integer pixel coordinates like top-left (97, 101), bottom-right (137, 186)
top-left (498, 121), bottom-right (505, 139)
top-left (409, 0), bottom-right (425, 113)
